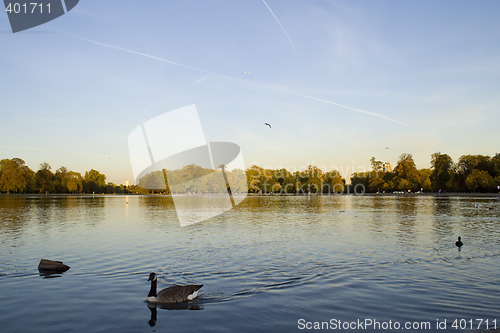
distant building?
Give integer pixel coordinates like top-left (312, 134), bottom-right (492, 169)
top-left (383, 162), bottom-right (392, 173)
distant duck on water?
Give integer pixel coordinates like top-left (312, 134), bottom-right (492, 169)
top-left (455, 236), bottom-right (463, 249)
top-left (146, 272), bottom-right (203, 304)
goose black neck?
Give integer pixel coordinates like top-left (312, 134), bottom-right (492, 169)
top-left (148, 279), bottom-right (157, 297)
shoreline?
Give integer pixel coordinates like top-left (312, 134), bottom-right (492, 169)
top-left (1, 192), bottom-right (499, 198)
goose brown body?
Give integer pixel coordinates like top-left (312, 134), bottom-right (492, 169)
top-left (155, 285), bottom-right (203, 303)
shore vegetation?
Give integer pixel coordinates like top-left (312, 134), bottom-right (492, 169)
top-left (1, 152), bottom-right (499, 195)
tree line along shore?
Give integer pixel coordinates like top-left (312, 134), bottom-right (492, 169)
top-left (0, 152), bottom-right (499, 195)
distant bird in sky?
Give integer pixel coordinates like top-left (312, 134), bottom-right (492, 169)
top-left (244, 71), bottom-right (250, 74)
top-left (385, 147), bottom-right (390, 150)
top-left (265, 122), bottom-right (272, 128)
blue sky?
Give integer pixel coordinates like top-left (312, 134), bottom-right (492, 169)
top-left (1, 0), bottom-right (499, 184)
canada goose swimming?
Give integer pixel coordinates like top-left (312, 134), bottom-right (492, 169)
top-left (146, 272), bottom-right (203, 304)
top-left (455, 236), bottom-right (463, 249)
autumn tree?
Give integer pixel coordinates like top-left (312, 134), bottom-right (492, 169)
top-left (382, 171), bottom-right (396, 192)
top-left (66, 171), bottom-right (83, 193)
top-left (325, 170), bottom-right (345, 194)
top-left (273, 168), bottom-right (295, 193)
top-left (465, 169), bottom-right (495, 192)
top-left (54, 166), bottom-right (69, 193)
top-left (370, 157), bottom-right (383, 173)
top-left (493, 153), bottom-right (500, 176)
top-left (456, 155), bottom-right (495, 191)
top-left (430, 153), bottom-right (453, 191)
top-left (350, 172), bottom-right (370, 192)
top-left (299, 165), bottom-right (324, 193)
top-left (418, 168), bottom-right (432, 192)
top-left (368, 157), bottom-right (385, 192)
top-left (246, 165), bottom-right (268, 193)
top-left (393, 154), bottom-right (420, 191)
top-left (489, 153), bottom-right (500, 188)
top-left (138, 170), bottom-right (166, 192)
top-left (457, 155), bottom-right (493, 175)
top-left (84, 169), bottom-right (106, 193)
top-left (0, 158), bottom-right (33, 193)
top-left (227, 169), bottom-right (248, 193)
top-left (33, 162), bottom-right (55, 193)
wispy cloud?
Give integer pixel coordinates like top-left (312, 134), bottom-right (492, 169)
top-left (70, 35), bottom-right (210, 74)
top-left (294, 93), bottom-right (410, 127)
top-left (261, 0), bottom-right (296, 51)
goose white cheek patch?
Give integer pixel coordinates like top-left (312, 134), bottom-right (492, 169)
top-left (128, 105), bottom-right (247, 227)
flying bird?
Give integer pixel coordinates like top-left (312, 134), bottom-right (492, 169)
top-left (265, 122), bottom-right (272, 128)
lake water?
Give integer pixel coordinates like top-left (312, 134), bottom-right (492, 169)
top-left (0, 194), bottom-right (499, 333)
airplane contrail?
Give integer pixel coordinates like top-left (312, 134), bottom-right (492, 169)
top-left (261, 0), bottom-right (296, 51)
top-left (294, 93), bottom-right (411, 127)
top-left (71, 35), bottom-right (210, 74)
top-left (67, 35), bottom-right (405, 127)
